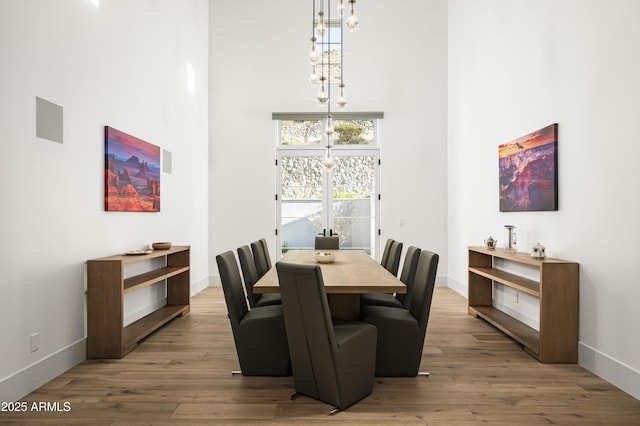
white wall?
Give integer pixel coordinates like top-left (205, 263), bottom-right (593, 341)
top-left (209, 0), bottom-right (448, 276)
top-left (0, 0), bottom-right (210, 402)
top-left (448, 0), bottom-right (640, 399)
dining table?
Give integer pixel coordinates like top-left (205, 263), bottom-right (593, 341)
top-left (253, 249), bottom-right (405, 320)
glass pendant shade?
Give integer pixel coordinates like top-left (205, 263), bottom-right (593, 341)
top-left (309, 70), bottom-right (320, 86)
top-left (316, 11), bottom-right (326, 38)
top-left (308, 40), bottom-right (318, 65)
top-left (323, 146), bottom-right (336, 170)
top-left (317, 80), bottom-right (329, 105)
top-left (325, 115), bottom-right (335, 136)
top-left (346, 1), bottom-right (359, 32)
top-left (305, 0), bottom-right (363, 174)
top-left (337, 84), bottom-right (347, 109)
top-left (346, 10), bottom-right (359, 32)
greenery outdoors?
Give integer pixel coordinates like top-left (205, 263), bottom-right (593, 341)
top-left (335, 123), bottom-right (366, 144)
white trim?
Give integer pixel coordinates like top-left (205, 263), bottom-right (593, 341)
top-left (445, 278), bottom-right (640, 401)
top-left (0, 276), bottom-right (214, 403)
top-left (579, 342), bottom-right (640, 400)
top-left (191, 276), bottom-right (211, 295)
top-left (446, 276), bottom-right (468, 297)
top-left (0, 339), bottom-right (85, 402)
top-left (209, 275), bottom-right (222, 287)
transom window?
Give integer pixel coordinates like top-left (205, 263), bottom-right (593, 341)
top-left (277, 114), bottom-right (381, 147)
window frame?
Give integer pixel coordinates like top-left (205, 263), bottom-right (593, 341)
top-left (273, 112), bottom-right (384, 150)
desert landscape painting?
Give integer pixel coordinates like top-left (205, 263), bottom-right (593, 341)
top-left (499, 124), bottom-right (558, 212)
top-left (104, 126), bottom-right (160, 212)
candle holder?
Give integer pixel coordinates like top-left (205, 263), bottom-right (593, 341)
top-left (504, 225), bottom-right (518, 253)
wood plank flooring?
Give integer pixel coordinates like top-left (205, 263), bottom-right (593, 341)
top-left (2, 287), bottom-right (639, 425)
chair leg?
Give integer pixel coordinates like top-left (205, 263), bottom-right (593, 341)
top-left (328, 407), bottom-right (341, 416)
top-left (418, 371), bottom-right (430, 376)
top-left (290, 392), bottom-right (301, 400)
top-left (231, 370), bottom-right (242, 375)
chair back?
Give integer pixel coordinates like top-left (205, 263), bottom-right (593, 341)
top-left (315, 236), bottom-right (339, 250)
top-left (384, 240), bottom-right (403, 276)
top-left (216, 251), bottom-right (249, 338)
top-left (218, 250), bottom-right (290, 376)
top-left (408, 250), bottom-right (439, 337)
top-left (380, 238), bottom-right (394, 266)
top-left (251, 240), bottom-right (270, 277)
top-left (275, 262), bottom-right (341, 407)
top-left (237, 245), bottom-right (261, 308)
top-left (396, 245), bottom-right (421, 307)
top-left (259, 238), bottom-right (272, 269)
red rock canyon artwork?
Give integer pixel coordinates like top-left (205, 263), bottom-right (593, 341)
top-left (499, 124), bottom-right (558, 212)
top-left (104, 126), bottom-right (160, 212)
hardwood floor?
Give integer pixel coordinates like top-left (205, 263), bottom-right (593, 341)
top-left (2, 287), bottom-right (639, 425)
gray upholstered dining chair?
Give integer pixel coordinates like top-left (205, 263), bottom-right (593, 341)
top-left (360, 245), bottom-right (421, 309)
top-left (379, 238), bottom-right (394, 267)
top-left (216, 250), bottom-right (290, 376)
top-left (275, 261), bottom-right (377, 414)
top-left (251, 240), bottom-right (270, 277)
top-left (237, 245), bottom-right (281, 308)
top-left (258, 238), bottom-right (272, 269)
top-left (383, 240), bottom-right (403, 276)
top-left (314, 236), bottom-right (339, 250)
top-left (360, 250), bottom-right (439, 377)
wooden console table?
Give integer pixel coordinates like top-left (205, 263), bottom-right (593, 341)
top-left (87, 246), bottom-right (190, 358)
top-left (468, 246), bottom-right (579, 363)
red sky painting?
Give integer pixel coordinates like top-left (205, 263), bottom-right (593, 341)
top-left (499, 124), bottom-right (558, 212)
top-left (104, 126), bottom-right (160, 212)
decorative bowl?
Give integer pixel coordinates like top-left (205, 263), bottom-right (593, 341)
top-left (152, 242), bottom-right (172, 250)
top-left (314, 251), bottom-right (336, 264)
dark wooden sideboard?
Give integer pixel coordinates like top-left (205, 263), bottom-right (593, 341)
top-left (468, 246), bottom-right (579, 363)
top-left (87, 246), bottom-right (190, 358)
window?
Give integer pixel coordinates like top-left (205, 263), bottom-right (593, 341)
top-left (313, 21), bottom-right (342, 85)
top-left (277, 113), bottom-right (382, 146)
top-left (274, 112), bottom-right (383, 257)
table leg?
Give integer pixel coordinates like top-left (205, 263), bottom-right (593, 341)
top-left (327, 294), bottom-right (360, 320)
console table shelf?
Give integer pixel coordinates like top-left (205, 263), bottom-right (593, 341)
top-left (468, 246), bottom-right (578, 363)
top-left (123, 266), bottom-right (190, 294)
top-left (87, 246), bottom-right (190, 359)
top-left (468, 305), bottom-right (540, 354)
top-left (122, 304), bottom-right (188, 355)
top-left (468, 267), bottom-right (540, 296)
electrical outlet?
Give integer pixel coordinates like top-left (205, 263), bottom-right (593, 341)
top-left (30, 333), bottom-right (39, 353)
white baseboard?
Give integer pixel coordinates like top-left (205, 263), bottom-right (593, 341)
top-left (445, 276), bottom-right (467, 297)
top-left (445, 278), bottom-right (640, 401)
top-left (0, 338), bottom-right (85, 403)
top-left (191, 276), bottom-right (212, 295)
top-left (579, 342), bottom-right (640, 400)
top-left (0, 277), bottom-right (217, 403)
top-left (435, 276), bottom-right (448, 287)
top-left (7, 278), bottom-right (636, 405)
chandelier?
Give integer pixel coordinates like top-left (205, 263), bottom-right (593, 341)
top-left (308, 0), bottom-right (359, 170)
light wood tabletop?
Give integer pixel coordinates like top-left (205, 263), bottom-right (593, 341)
top-left (254, 250), bottom-right (405, 319)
